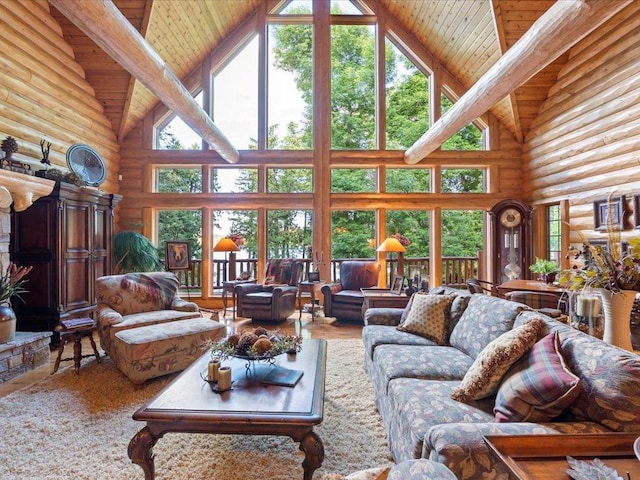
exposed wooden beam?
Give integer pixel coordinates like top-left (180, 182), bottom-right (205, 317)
top-left (49, 0), bottom-right (239, 163)
top-left (491, 0), bottom-right (523, 143)
top-left (405, 0), bottom-right (631, 164)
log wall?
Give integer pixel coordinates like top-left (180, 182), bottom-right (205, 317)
top-left (523, 3), bottom-right (640, 245)
top-left (0, 0), bottom-right (119, 194)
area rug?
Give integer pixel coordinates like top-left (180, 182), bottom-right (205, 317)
top-left (0, 339), bottom-right (392, 479)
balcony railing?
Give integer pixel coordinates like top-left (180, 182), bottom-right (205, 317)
top-left (172, 255), bottom-right (479, 291)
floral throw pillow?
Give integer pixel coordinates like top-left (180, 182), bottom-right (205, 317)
top-left (451, 318), bottom-right (546, 402)
top-left (494, 331), bottom-right (581, 422)
top-left (396, 294), bottom-right (455, 345)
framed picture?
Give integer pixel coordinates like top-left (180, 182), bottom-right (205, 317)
top-left (307, 271), bottom-right (320, 282)
top-left (390, 275), bottom-right (404, 295)
top-left (165, 241), bottom-right (190, 270)
top-left (593, 195), bottom-right (625, 231)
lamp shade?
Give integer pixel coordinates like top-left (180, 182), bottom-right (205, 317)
top-left (376, 237), bottom-right (406, 253)
top-left (213, 237), bottom-right (240, 252)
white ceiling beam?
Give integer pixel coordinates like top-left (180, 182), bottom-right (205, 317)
top-left (49, 0), bottom-right (239, 163)
top-left (405, 0), bottom-right (631, 164)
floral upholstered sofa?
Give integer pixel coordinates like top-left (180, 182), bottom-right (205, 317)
top-left (95, 272), bottom-right (225, 383)
top-left (362, 288), bottom-right (640, 479)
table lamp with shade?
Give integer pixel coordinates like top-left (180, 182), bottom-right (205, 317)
top-left (376, 237), bottom-right (407, 280)
top-left (213, 238), bottom-right (239, 281)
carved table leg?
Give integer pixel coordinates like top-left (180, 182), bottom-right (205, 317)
top-left (88, 331), bottom-right (102, 363)
top-left (73, 335), bottom-right (82, 374)
top-left (128, 426), bottom-right (159, 480)
top-left (299, 430), bottom-right (324, 480)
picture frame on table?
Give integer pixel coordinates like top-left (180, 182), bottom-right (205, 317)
top-left (165, 241), bottom-right (190, 270)
top-left (307, 271), bottom-right (320, 282)
top-left (593, 195), bottom-right (625, 231)
top-left (390, 275), bottom-right (404, 295)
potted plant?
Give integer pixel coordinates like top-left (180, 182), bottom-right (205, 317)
top-left (0, 262), bottom-right (33, 343)
top-left (529, 257), bottom-right (560, 284)
top-left (113, 231), bottom-right (163, 274)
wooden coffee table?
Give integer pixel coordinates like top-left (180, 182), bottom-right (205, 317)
top-left (128, 339), bottom-right (327, 480)
top-left (485, 433), bottom-right (640, 479)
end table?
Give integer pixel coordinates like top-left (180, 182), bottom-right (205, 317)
top-left (222, 279), bottom-right (256, 320)
top-left (298, 281), bottom-right (325, 322)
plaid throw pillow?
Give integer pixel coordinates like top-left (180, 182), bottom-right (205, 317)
top-left (494, 331), bottom-right (581, 422)
top-left (451, 318), bottom-right (546, 402)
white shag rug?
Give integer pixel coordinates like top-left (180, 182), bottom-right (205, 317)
top-left (0, 339), bottom-right (391, 480)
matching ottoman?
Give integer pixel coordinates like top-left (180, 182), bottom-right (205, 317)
top-left (111, 317), bottom-right (226, 384)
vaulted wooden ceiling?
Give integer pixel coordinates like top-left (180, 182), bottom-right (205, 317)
top-left (49, 0), bottom-right (566, 147)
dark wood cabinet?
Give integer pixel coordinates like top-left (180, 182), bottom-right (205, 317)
top-left (10, 183), bottom-right (121, 338)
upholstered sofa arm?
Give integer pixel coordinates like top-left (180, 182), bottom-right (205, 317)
top-left (170, 297), bottom-right (200, 312)
top-left (425, 421), bottom-right (608, 479)
top-left (321, 283), bottom-right (344, 316)
top-left (364, 307), bottom-right (404, 326)
top-left (96, 304), bottom-right (124, 327)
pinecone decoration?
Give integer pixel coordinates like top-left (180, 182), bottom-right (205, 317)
top-left (1, 136), bottom-right (18, 160)
top-left (236, 332), bottom-right (258, 355)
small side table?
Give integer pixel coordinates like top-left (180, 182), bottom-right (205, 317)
top-left (298, 281), bottom-right (325, 322)
top-left (222, 279), bottom-right (256, 320)
top-left (52, 318), bottom-right (101, 374)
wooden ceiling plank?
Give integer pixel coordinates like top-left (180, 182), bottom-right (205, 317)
top-left (50, 0), bottom-right (239, 163)
top-left (405, 0), bottom-right (631, 164)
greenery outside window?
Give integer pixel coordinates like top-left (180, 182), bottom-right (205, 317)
top-left (212, 168), bottom-right (258, 193)
top-left (267, 168), bottom-right (313, 193)
top-left (386, 168), bottom-right (430, 193)
top-left (331, 168), bottom-right (376, 192)
top-left (547, 204), bottom-right (561, 263)
top-left (441, 168), bottom-right (485, 193)
top-left (158, 209), bottom-right (202, 260)
top-left (267, 210), bottom-right (313, 258)
top-left (157, 168), bottom-right (202, 193)
top-left (331, 210), bottom-right (376, 259)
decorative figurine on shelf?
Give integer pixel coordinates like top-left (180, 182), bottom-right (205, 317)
top-left (1, 136), bottom-right (18, 163)
top-left (404, 278), bottom-right (415, 297)
top-left (40, 139), bottom-right (51, 166)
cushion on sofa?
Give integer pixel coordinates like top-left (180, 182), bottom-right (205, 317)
top-left (397, 294), bottom-right (455, 344)
top-left (449, 294), bottom-right (527, 358)
top-left (494, 331), bottom-right (581, 422)
top-left (451, 318), bottom-right (546, 402)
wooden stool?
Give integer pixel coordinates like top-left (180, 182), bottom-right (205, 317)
top-left (52, 319), bottom-right (101, 374)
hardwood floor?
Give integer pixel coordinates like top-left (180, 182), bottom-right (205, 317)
top-left (0, 310), bottom-right (362, 398)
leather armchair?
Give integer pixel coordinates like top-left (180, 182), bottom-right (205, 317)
top-left (235, 259), bottom-right (304, 322)
top-left (322, 260), bottom-right (380, 322)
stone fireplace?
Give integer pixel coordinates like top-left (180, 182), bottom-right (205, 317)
top-left (0, 170), bottom-right (55, 382)
top-left (0, 169), bottom-right (55, 268)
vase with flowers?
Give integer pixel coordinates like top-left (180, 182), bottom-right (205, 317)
top-left (0, 262), bottom-right (33, 343)
top-left (559, 222), bottom-right (640, 351)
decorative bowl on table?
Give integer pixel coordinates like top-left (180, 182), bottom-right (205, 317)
top-left (208, 327), bottom-right (302, 364)
top-left (634, 436), bottom-right (640, 462)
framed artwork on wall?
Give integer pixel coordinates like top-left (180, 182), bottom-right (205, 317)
top-left (593, 195), bottom-right (625, 231)
top-left (165, 241), bottom-right (190, 270)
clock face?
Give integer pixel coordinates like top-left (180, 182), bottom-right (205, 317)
top-left (500, 208), bottom-right (522, 228)
top-left (66, 144), bottom-right (106, 186)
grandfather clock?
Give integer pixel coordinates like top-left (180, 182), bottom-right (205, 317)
top-left (489, 199), bottom-right (533, 285)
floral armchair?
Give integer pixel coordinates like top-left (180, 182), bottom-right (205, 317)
top-left (322, 260), bottom-right (380, 322)
top-left (95, 272), bottom-right (202, 355)
top-left (234, 259), bottom-right (304, 322)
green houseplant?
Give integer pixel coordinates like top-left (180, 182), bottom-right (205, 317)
top-left (529, 257), bottom-right (560, 284)
top-left (0, 262), bottom-right (33, 343)
top-left (113, 231), bottom-right (163, 274)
